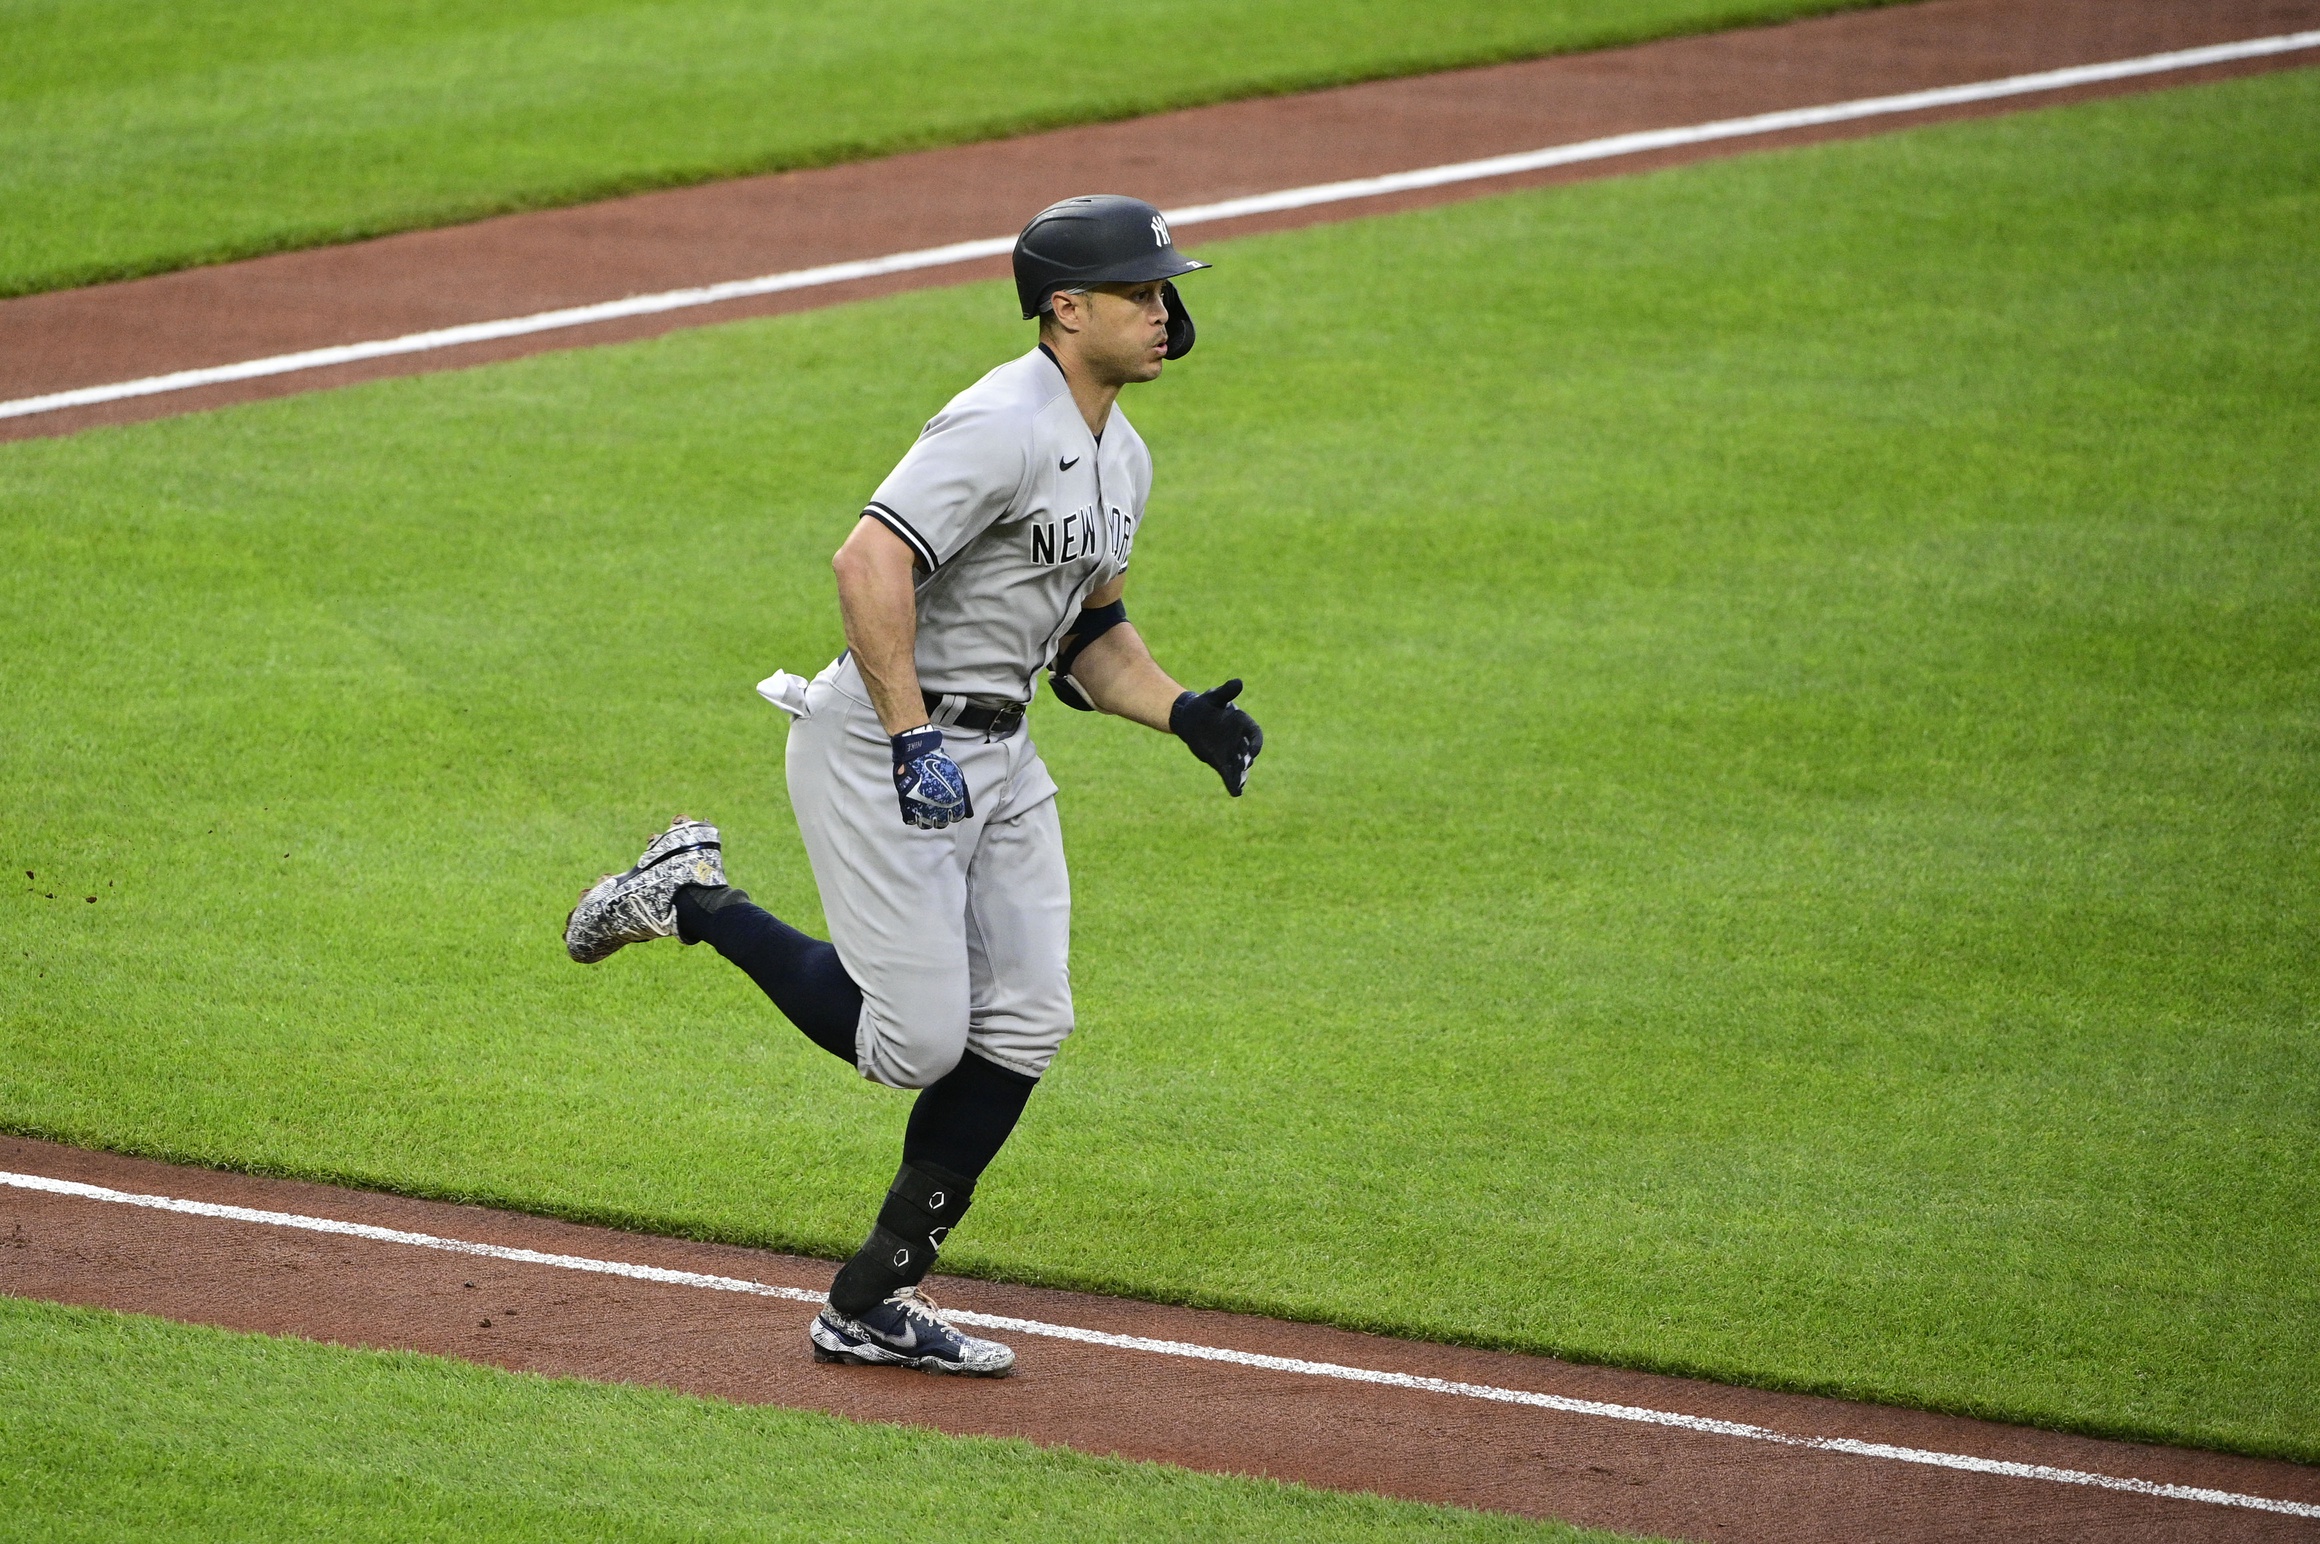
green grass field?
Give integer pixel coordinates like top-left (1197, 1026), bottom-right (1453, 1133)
top-left (5, 64), bottom-right (2316, 1477)
top-left (0, 0), bottom-right (1878, 299)
top-left (0, 1298), bottom-right (1618, 1542)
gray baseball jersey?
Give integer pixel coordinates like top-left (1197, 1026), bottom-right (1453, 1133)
top-left (849, 344), bottom-right (1149, 704)
top-left (779, 343), bottom-right (1161, 1087)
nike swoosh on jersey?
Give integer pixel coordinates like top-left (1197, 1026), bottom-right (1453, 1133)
top-left (1059, 455), bottom-right (1079, 470)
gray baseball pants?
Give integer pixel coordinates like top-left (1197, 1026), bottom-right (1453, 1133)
top-left (785, 671), bottom-right (1073, 1088)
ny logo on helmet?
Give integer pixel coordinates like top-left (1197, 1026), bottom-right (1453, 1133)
top-left (1150, 213), bottom-right (1171, 248)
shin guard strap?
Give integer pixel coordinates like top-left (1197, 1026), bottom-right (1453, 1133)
top-left (883, 1160), bottom-right (974, 1238)
top-left (827, 1224), bottom-right (924, 1318)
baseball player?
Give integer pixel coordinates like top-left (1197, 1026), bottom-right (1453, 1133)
top-left (563, 195), bottom-right (1263, 1377)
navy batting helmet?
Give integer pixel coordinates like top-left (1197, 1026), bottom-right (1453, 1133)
top-left (1012, 194), bottom-right (1210, 359)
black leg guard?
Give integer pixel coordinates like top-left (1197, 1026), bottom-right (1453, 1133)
top-left (827, 1160), bottom-right (976, 1317)
top-left (826, 1054), bottom-right (1038, 1317)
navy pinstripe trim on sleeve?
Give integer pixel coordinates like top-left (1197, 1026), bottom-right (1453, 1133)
top-left (863, 502), bottom-right (938, 571)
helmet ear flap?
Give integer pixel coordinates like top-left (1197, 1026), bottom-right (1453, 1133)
top-left (1161, 280), bottom-right (1195, 360)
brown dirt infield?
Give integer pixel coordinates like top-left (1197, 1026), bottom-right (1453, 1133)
top-left (3, 0), bottom-right (2315, 441)
top-left (4, 1136), bottom-right (2315, 1542)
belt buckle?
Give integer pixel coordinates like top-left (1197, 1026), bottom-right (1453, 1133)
top-left (989, 703), bottom-right (1025, 741)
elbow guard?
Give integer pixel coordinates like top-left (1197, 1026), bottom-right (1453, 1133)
top-left (1049, 599), bottom-right (1129, 711)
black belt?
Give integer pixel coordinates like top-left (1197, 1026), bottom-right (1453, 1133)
top-left (922, 689), bottom-right (1027, 739)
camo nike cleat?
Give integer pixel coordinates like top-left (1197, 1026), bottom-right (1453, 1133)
top-left (809, 1287), bottom-right (1017, 1376)
top-left (563, 817), bottom-right (726, 963)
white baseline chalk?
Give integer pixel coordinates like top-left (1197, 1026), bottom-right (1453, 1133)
top-left (3, 1168), bottom-right (2314, 1520)
top-left (0, 1167), bottom-right (824, 1304)
top-left (3, 29), bottom-right (2316, 424)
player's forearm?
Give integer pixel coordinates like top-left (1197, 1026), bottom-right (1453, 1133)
top-left (842, 595), bottom-right (925, 733)
top-left (1069, 624), bottom-right (1183, 732)
top-left (832, 524), bottom-right (929, 735)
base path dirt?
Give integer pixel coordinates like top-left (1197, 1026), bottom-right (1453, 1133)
top-left (3, 1138), bottom-right (2315, 1542)
top-left (3, 0), bottom-right (2317, 441)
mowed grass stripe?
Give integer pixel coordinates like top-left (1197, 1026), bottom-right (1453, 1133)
top-left (0, 0), bottom-right (1879, 298)
top-left (3, 67), bottom-right (2315, 1463)
top-left (0, 1298), bottom-right (1622, 1542)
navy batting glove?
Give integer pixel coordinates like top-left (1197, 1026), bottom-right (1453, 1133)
top-left (893, 726), bottom-right (972, 829)
top-left (1171, 680), bottom-right (1263, 797)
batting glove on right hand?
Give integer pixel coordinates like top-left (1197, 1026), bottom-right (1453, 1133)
top-left (1171, 679), bottom-right (1264, 797)
top-left (893, 726), bottom-right (973, 829)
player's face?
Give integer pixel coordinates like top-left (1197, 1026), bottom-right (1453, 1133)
top-left (1082, 281), bottom-right (1171, 385)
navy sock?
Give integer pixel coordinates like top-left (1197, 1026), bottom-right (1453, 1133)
top-left (903, 1051), bottom-right (1038, 1179)
top-left (674, 885), bottom-right (859, 1064)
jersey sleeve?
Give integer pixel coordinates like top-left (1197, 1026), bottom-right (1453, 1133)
top-left (862, 400), bottom-right (1031, 572)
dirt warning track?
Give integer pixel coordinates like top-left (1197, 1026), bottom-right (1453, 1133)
top-left (3, 0), bottom-right (2317, 441)
top-left (4, 1137), bottom-right (2314, 1542)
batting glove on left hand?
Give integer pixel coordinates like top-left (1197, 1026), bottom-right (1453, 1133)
top-left (1171, 679), bottom-right (1264, 797)
top-left (893, 726), bottom-right (973, 829)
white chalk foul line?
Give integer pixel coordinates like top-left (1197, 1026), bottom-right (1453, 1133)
top-left (0, 235), bottom-right (1018, 423)
top-left (4, 29), bottom-right (2316, 426)
top-left (1156, 28), bottom-right (2320, 228)
top-left (5, 1169), bottom-right (2315, 1519)
top-left (935, 1314), bottom-right (2320, 1519)
top-left (0, 1168), bottom-right (827, 1304)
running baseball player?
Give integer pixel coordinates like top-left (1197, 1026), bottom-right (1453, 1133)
top-left (563, 195), bottom-right (1262, 1377)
